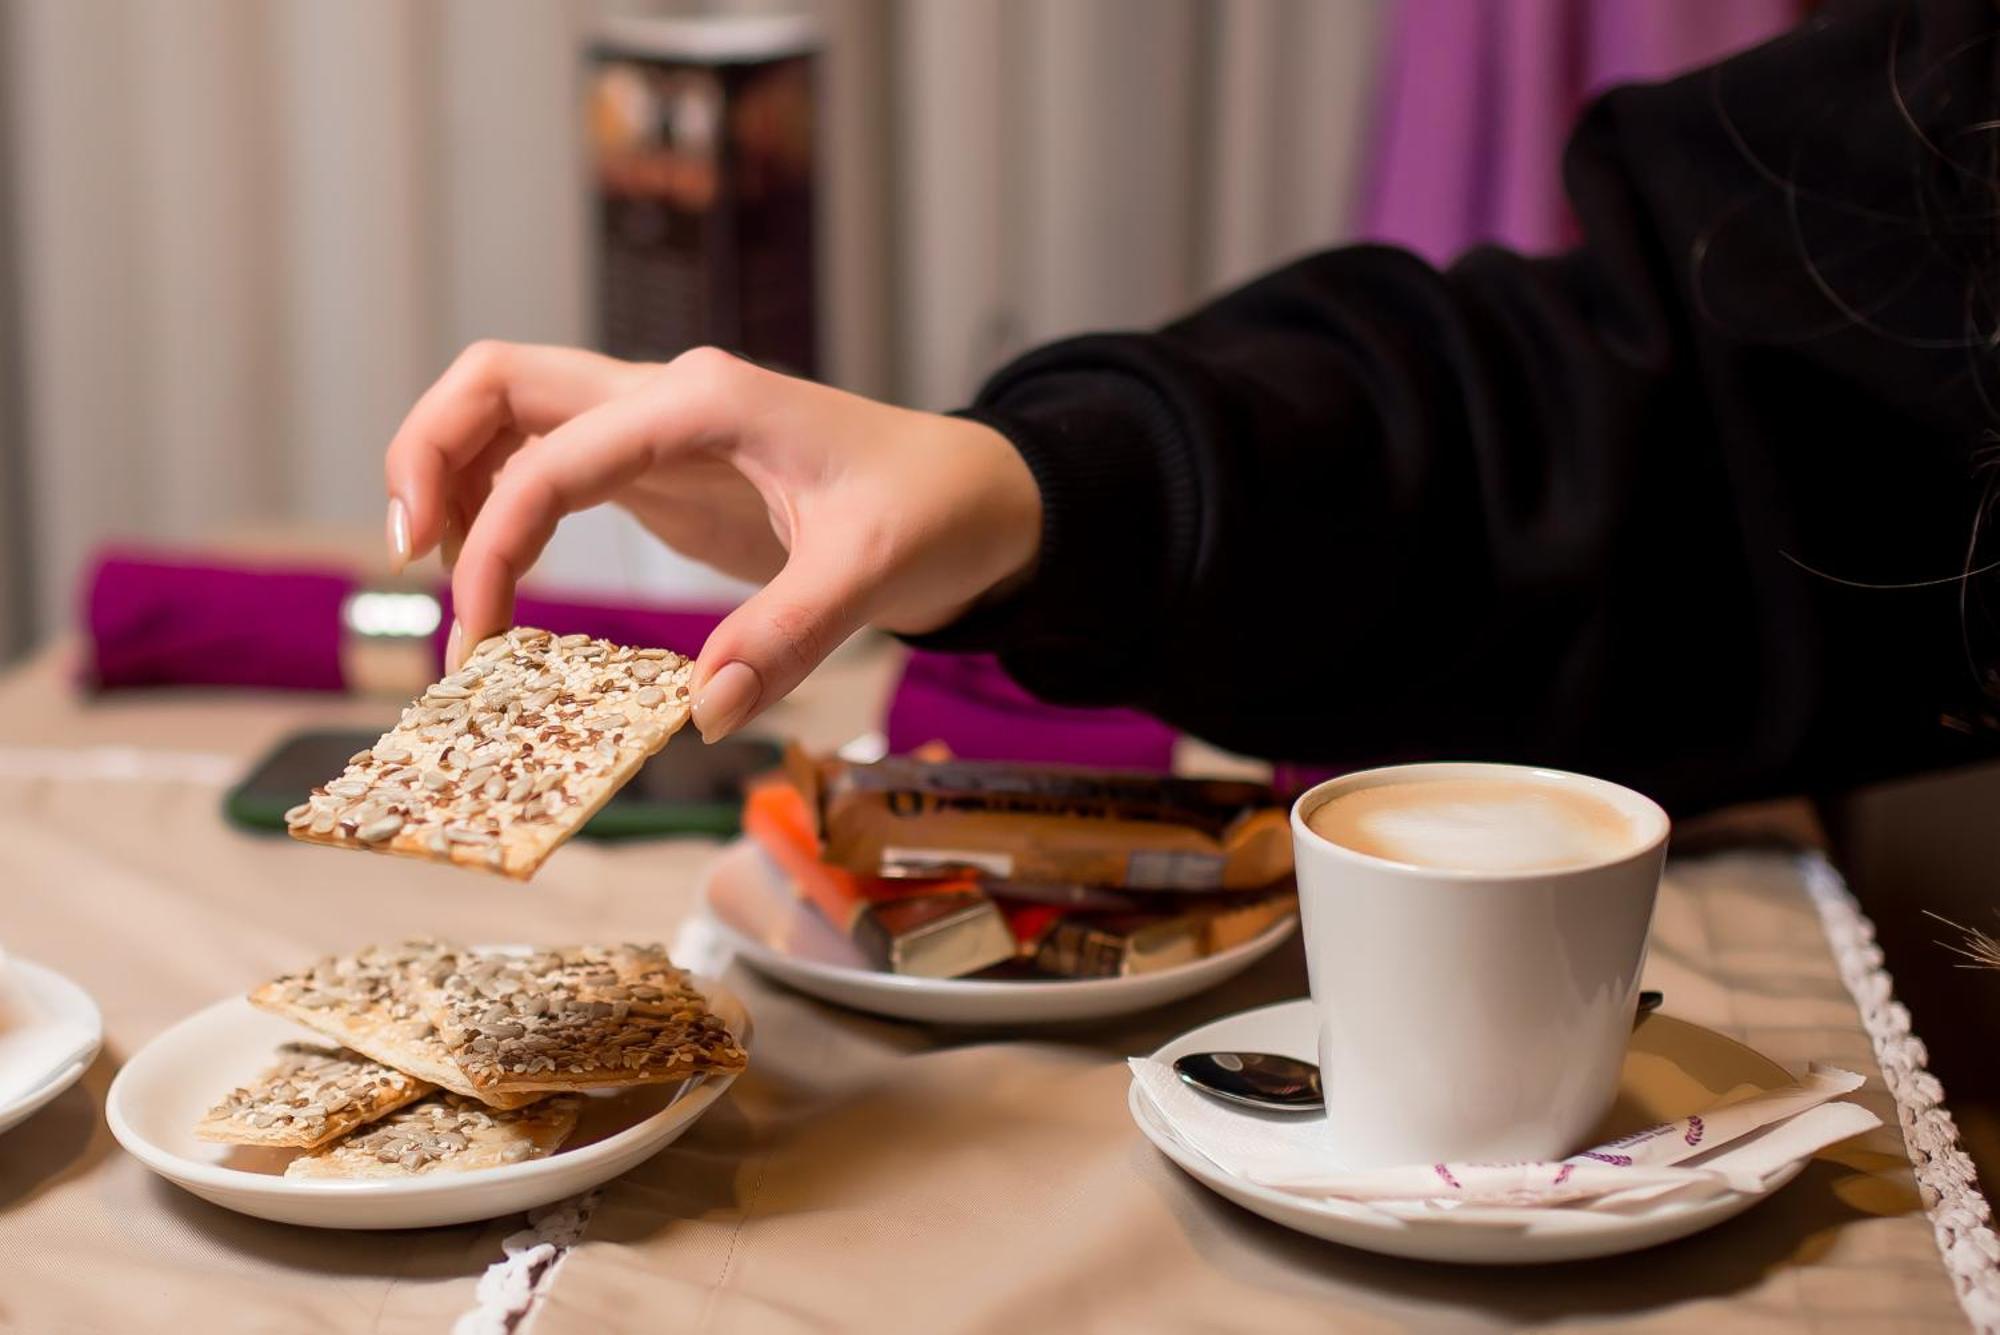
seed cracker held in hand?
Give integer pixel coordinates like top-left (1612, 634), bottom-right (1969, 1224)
top-left (286, 627), bottom-right (694, 879)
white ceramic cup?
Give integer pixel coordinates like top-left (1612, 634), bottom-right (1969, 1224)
top-left (1290, 762), bottom-right (1669, 1169)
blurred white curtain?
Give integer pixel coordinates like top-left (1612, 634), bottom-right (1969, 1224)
top-left (886, 0), bottom-right (1381, 409)
top-left (0, 5), bottom-right (25, 660)
top-left (1, 0), bottom-right (1380, 638)
top-left (4, 0), bottom-right (594, 636)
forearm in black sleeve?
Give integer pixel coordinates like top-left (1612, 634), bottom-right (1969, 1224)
top-left (931, 0), bottom-right (2000, 813)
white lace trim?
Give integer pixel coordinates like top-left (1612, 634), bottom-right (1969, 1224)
top-left (1800, 854), bottom-right (2000, 1330)
top-left (452, 1190), bottom-right (601, 1335)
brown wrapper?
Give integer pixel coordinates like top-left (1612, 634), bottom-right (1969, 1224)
top-left (789, 748), bottom-right (1293, 892)
top-left (853, 893), bottom-right (1016, 979)
top-left (1023, 887), bottom-right (1299, 979)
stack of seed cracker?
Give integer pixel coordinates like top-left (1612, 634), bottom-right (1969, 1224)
top-left (197, 941), bottom-right (747, 1179)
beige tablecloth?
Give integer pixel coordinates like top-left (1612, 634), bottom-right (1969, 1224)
top-left (0, 639), bottom-right (1971, 1333)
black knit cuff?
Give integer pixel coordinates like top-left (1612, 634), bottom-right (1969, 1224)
top-left (900, 361), bottom-right (1199, 707)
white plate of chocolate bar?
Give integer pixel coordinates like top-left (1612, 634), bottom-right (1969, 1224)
top-left (697, 840), bottom-right (1299, 1025)
top-left (107, 944), bottom-right (749, 1229)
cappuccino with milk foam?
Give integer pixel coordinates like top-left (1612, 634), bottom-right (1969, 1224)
top-left (1305, 776), bottom-right (1643, 874)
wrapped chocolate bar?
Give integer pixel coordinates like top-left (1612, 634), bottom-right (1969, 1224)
top-left (744, 781), bottom-right (1014, 979)
top-left (788, 748), bottom-right (1291, 891)
top-left (1004, 887), bottom-right (1299, 979)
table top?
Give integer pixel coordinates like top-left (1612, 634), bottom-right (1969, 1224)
top-left (0, 637), bottom-right (1978, 1333)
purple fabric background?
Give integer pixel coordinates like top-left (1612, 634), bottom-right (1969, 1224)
top-left (1358, 0), bottom-right (1799, 263)
top-left (81, 553), bottom-right (1175, 769)
top-left (431, 588), bottom-right (729, 670)
top-left (85, 550), bottom-right (354, 692)
top-left (887, 653), bottom-right (1177, 771)
top-left (436, 596), bottom-right (1178, 768)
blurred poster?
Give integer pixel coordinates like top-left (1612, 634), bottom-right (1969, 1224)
top-left (588, 13), bottom-right (819, 377)
top-left (558, 14), bottom-right (818, 605)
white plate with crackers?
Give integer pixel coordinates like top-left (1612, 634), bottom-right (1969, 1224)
top-left (697, 841), bottom-right (1299, 1025)
top-left (107, 962), bottom-right (749, 1230)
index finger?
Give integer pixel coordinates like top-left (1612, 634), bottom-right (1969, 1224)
top-left (446, 355), bottom-right (754, 658)
top-left (385, 341), bottom-right (650, 560)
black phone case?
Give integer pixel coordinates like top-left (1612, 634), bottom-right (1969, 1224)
top-left (223, 728), bottom-right (780, 841)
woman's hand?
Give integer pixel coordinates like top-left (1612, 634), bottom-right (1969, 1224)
top-left (384, 342), bottom-right (1041, 740)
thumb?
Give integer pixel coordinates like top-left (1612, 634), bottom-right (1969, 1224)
top-left (690, 545), bottom-right (868, 743)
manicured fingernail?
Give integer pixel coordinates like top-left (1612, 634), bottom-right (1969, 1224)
top-left (694, 661), bottom-right (760, 742)
top-left (445, 619), bottom-right (465, 673)
top-left (386, 497), bottom-right (411, 573)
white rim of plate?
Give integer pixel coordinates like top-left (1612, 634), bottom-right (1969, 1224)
top-left (700, 845), bottom-right (1299, 996)
top-left (5, 1058), bottom-right (91, 1118)
top-left (1127, 998), bottom-right (1808, 1230)
top-left (106, 973), bottom-right (749, 1198)
top-left (0, 957), bottom-right (104, 1117)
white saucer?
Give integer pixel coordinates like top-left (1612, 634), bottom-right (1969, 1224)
top-left (698, 840), bottom-right (1299, 1025)
top-left (106, 976), bottom-right (749, 1229)
top-left (1131, 1000), bottom-right (1809, 1264)
top-left (0, 957), bottom-right (104, 1136)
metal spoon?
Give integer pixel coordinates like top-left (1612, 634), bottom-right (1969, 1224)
top-left (1172, 990), bottom-right (1665, 1113)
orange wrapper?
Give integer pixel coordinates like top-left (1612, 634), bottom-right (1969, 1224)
top-left (743, 781), bottom-right (1013, 978)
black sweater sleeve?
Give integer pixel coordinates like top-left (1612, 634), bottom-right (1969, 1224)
top-left (926, 0), bottom-right (2000, 813)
